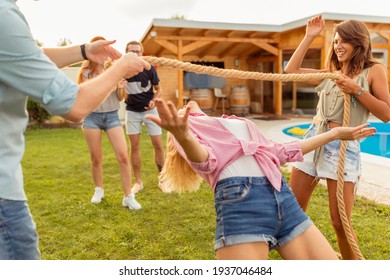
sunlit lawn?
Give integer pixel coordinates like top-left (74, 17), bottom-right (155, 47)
top-left (23, 127), bottom-right (390, 260)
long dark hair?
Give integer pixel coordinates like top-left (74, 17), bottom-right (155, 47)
top-left (326, 20), bottom-right (377, 77)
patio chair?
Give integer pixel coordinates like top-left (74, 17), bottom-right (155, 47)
top-left (175, 89), bottom-right (190, 105)
top-left (213, 88), bottom-right (228, 114)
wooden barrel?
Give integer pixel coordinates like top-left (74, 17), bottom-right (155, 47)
top-left (190, 89), bottom-right (213, 114)
top-left (229, 86), bottom-right (250, 116)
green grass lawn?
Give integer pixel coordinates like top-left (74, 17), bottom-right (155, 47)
top-left (22, 127), bottom-right (390, 260)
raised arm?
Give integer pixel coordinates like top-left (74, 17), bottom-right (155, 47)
top-left (299, 123), bottom-right (376, 154)
top-left (284, 15), bottom-right (326, 77)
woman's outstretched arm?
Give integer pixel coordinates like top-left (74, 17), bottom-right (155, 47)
top-left (299, 123), bottom-right (376, 154)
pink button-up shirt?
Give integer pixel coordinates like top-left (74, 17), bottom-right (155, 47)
top-left (172, 114), bottom-right (303, 191)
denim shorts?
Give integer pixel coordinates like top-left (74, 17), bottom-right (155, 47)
top-left (213, 177), bottom-right (312, 251)
top-left (82, 111), bottom-right (122, 131)
top-left (0, 199), bottom-right (40, 260)
top-left (293, 123), bottom-right (361, 183)
top-left (125, 108), bottom-right (162, 136)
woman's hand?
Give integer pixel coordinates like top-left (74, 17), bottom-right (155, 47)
top-left (300, 123), bottom-right (376, 155)
top-left (334, 74), bottom-right (362, 95)
top-left (146, 98), bottom-right (191, 141)
top-left (145, 99), bottom-right (156, 110)
top-left (86, 39), bottom-right (122, 65)
top-left (146, 99), bottom-right (209, 163)
top-left (117, 78), bottom-right (127, 89)
top-left (331, 123), bottom-right (376, 141)
top-left (306, 15), bottom-right (325, 38)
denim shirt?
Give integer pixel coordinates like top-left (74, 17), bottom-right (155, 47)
top-left (0, 0), bottom-right (78, 200)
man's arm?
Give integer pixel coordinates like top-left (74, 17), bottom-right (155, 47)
top-left (43, 40), bottom-right (121, 69)
top-left (153, 84), bottom-right (163, 99)
top-left (63, 53), bottom-right (150, 122)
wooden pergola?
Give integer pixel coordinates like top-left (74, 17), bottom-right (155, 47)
top-left (140, 14), bottom-right (390, 115)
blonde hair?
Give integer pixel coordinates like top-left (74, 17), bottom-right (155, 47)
top-left (159, 134), bottom-right (203, 193)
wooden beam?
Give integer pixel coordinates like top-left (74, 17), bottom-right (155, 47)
top-left (197, 29), bottom-right (209, 36)
top-left (238, 45), bottom-right (262, 58)
top-left (152, 35), bottom-right (276, 44)
top-left (225, 30), bottom-right (235, 37)
top-left (177, 40), bottom-right (184, 108)
top-left (154, 39), bottom-right (177, 55)
top-left (275, 49), bottom-right (283, 115)
top-left (218, 44), bottom-right (240, 58)
top-left (247, 56), bottom-right (277, 63)
top-left (251, 42), bottom-right (278, 56)
top-left (292, 81), bottom-right (297, 113)
top-left (182, 41), bottom-right (213, 54)
top-left (198, 41), bottom-right (219, 58)
top-left (156, 46), bottom-right (165, 57)
top-left (176, 28), bottom-right (185, 36)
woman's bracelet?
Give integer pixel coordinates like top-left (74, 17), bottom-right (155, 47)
top-left (80, 44), bottom-right (88, 60)
top-left (356, 87), bottom-right (364, 97)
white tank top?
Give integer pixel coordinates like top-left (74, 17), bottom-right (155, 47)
top-left (216, 117), bottom-right (264, 180)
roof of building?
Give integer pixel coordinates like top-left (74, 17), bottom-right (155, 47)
top-left (140, 12), bottom-right (390, 58)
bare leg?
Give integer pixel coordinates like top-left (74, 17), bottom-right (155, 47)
top-left (216, 242), bottom-right (269, 260)
top-left (278, 225), bottom-right (338, 260)
top-left (289, 167), bottom-right (319, 211)
top-left (106, 126), bottom-right (132, 196)
top-left (150, 135), bottom-right (165, 172)
top-left (128, 134), bottom-right (142, 185)
top-left (83, 128), bottom-right (103, 188)
top-left (327, 179), bottom-right (359, 260)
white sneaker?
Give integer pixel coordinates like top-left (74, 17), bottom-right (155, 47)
top-left (122, 193), bottom-right (142, 210)
top-left (131, 182), bottom-right (144, 193)
top-left (91, 187), bottom-right (104, 204)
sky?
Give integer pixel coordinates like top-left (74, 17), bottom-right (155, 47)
top-left (17, 0), bottom-right (390, 53)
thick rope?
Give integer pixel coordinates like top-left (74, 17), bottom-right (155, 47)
top-left (337, 94), bottom-right (365, 260)
top-left (143, 56), bottom-right (339, 82)
top-left (144, 56), bottom-right (364, 259)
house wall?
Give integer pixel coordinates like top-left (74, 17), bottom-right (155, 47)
top-left (155, 55), bottom-right (251, 110)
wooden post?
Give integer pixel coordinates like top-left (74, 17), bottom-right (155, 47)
top-left (177, 40), bottom-right (184, 108)
top-left (274, 49), bottom-right (283, 115)
top-left (292, 81), bottom-right (297, 114)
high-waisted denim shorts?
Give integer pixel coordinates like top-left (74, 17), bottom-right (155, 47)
top-left (293, 123), bottom-right (361, 183)
top-left (82, 111), bottom-right (121, 131)
top-left (213, 176), bottom-right (312, 251)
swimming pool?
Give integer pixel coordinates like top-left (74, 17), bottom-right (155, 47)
top-left (283, 122), bottom-right (390, 158)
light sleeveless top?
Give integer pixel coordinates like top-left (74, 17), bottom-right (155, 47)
top-left (313, 68), bottom-right (370, 130)
top-left (312, 68), bottom-right (371, 164)
top-left (83, 69), bottom-right (119, 113)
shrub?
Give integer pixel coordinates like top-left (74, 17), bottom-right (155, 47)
top-left (27, 98), bottom-right (50, 126)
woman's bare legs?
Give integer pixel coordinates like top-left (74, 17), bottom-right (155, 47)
top-left (289, 167), bottom-right (319, 211)
top-left (106, 126), bottom-right (132, 196)
top-left (83, 128), bottom-right (103, 188)
top-left (327, 179), bottom-right (359, 260)
top-left (278, 225), bottom-right (338, 260)
top-left (216, 242), bottom-right (269, 260)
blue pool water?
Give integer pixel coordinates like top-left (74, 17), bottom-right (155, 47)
top-left (283, 122), bottom-right (390, 158)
